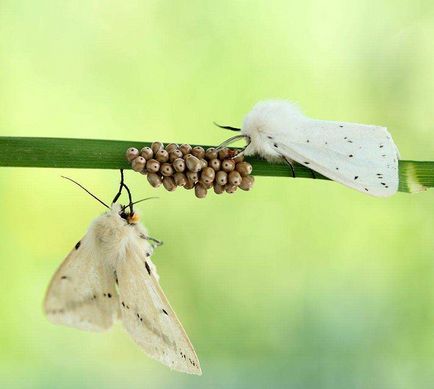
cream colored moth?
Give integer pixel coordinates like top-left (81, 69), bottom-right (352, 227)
top-left (44, 172), bottom-right (201, 375)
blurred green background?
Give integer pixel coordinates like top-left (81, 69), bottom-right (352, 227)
top-left (0, 1), bottom-right (433, 388)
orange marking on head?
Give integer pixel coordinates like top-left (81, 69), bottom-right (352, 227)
top-left (128, 213), bottom-right (140, 224)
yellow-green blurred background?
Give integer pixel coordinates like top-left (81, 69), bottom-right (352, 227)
top-left (0, 1), bottom-right (433, 388)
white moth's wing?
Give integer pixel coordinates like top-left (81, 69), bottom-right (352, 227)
top-left (117, 249), bottom-right (201, 375)
top-left (275, 119), bottom-right (399, 196)
top-left (44, 235), bottom-right (120, 331)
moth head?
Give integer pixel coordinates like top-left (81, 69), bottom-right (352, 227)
top-left (114, 203), bottom-right (140, 224)
top-left (121, 210), bottom-right (140, 224)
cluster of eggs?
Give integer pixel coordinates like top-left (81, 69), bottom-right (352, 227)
top-left (126, 142), bottom-right (254, 198)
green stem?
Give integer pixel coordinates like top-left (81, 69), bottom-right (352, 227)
top-left (0, 137), bottom-right (432, 193)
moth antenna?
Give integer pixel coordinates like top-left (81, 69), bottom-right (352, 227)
top-left (215, 134), bottom-right (251, 153)
top-left (120, 197), bottom-right (159, 212)
top-left (61, 176), bottom-right (110, 209)
top-left (213, 122), bottom-right (241, 132)
top-left (112, 169), bottom-right (125, 204)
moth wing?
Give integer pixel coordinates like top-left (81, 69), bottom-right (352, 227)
top-left (44, 236), bottom-right (120, 331)
top-left (276, 120), bottom-right (399, 196)
top-left (117, 250), bottom-right (201, 375)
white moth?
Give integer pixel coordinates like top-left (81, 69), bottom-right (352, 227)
top-left (44, 177), bottom-right (201, 375)
top-left (218, 100), bottom-right (400, 197)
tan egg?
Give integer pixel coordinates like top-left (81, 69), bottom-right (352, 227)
top-left (213, 183), bottom-right (225, 194)
top-left (218, 148), bottom-right (229, 160)
top-left (169, 149), bottom-right (183, 162)
top-left (186, 170), bottom-right (199, 183)
top-left (174, 172), bottom-right (187, 186)
top-left (225, 184), bottom-right (238, 194)
top-left (200, 158), bottom-right (208, 169)
top-left (191, 146), bottom-right (205, 159)
top-left (201, 181), bottom-right (213, 189)
top-left (208, 158), bottom-right (221, 171)
top-left (151, 141), bottom-right (164, 154)
top-left (233, 151), bottom-right (245, 163)
top-left (147, 173), bottom-right (162, 188)
top-left (173, 158), bottom-right (186, 172)
top-left (146, 159), bottom-right (160, 173)
top-left (185, 155), bottom-right (202, 172)
top-left (228, 170), bottom-right (242, 186)
top-left (155, 149), bottom-right (169, 163)
top-left (179, 144), bottom-right (192, 155)
top-left (131, 156), bottom-right (146, 172)
top-left (126, 147), bottom-right (139, 162)
top-left (184, 179), bottom-right (195, 190)
top-left (215, 170), bottom-right (228, 185)
top-left (165, 143), bottom-right (179, 153)
top-left (235, 161), bottom-right (253, 176)
top-left (160, 162), bottom-right (174, 177)
top-left (239, 175), bottom-right (255, 191)
top-left (140, 147), bottom-right (153, 160)
top-left (205, 147), bottom-right (218, 160)
top-left (163, 176), bottom-right (177, 192)
top-left (194, 183), bottom-right (207, 198)
top-left (201, 167), bottom-right (215, 185)
top-left (222, 159), bottom-right (235, 172)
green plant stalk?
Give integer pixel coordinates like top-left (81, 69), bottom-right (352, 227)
top-left (0, 137), bottom-right (433, 193)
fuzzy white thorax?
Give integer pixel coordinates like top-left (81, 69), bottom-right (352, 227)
top-left (86, 204), bottom-right (151, 270)
top-left (242, 100), bottom-right (306, 162)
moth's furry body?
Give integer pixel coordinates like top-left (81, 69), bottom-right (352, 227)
top-left (44, 204), bottom-right (201, 375)
top-left (88, 205), bottom-right (149, 271)
top-left (240, 100), bottom-right (400, 196)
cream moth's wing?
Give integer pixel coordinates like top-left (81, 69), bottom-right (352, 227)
top-left (44, 235), bottom-right (120, 332)
top-left (274, 120), bottom-right (399, 197)
top-left (117, 250), bottom-right (201, 375)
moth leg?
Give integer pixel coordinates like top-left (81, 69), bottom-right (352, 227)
top-left (230, 148), bottom-right (247, 160)
top-left (215, 134), bottom-right (250, 153)
top-left (310, 169), bottom-right (317, 179)
top-left (282, 156), bottom-right (296, 178)
top-left (147, 236), bottom-right (163, 248)
top-left (139, 233), bottom-right (163, 248)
